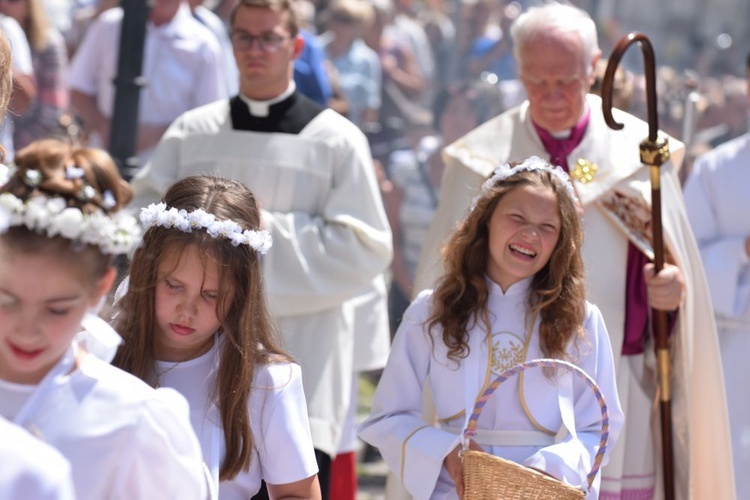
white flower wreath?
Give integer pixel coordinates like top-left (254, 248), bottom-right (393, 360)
top-left (0, 192), bottom-right (141, 255)
top-left (140, 203), bottom-right (273, 254)
top-left (480, 156), bottom-right (579, 202)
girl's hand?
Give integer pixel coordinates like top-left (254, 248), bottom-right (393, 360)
top-left (643, 263), bottom-right (685, 311)
top-left (444, 440), bottom-right (483, 498)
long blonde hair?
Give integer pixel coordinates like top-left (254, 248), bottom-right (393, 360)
top-left (0, 32), bottom-right (11, 161)
top-left (112, 175), bottom-right (290, 480)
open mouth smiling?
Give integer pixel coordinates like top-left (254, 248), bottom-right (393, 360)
top-left (509, 244), bottom-right (537, 258)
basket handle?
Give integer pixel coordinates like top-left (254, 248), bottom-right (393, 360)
top-left (462, 358), bottom-right (610, 490)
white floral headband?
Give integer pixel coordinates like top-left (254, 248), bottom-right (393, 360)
top-left (479, 156), bottom-right (579, 202)
top-left (0, 164), bottom-right (140, 255)
top-left (140, 202), bottom-right (272, 254)
top-left (0, 192), bottom-right (141, 255)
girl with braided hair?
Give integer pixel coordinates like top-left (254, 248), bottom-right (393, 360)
top-left (0, 139), bottom-right (207, 499)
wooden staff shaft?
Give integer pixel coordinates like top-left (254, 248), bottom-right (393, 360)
top-left (603, 32), bottom-right (675, 500)
top-left (650, 164), bottom-right (674, 500)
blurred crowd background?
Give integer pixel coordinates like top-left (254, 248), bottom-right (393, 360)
top-left (4, 0), bottom-right (748, 348)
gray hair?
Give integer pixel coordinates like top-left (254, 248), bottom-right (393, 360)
top-left (510, 2), bottom-right (600, 76)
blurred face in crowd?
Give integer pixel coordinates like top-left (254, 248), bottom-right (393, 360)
top-left (0, 0), bottom-right (29, 25)
top-left (149, 0), bottom-right (182, 25)
top-left (440, 93), bottom-right (480, 145)
top-left (519, 31), bottom-right (598, 133)
top-left (231, 5), bottom-right (304, 100)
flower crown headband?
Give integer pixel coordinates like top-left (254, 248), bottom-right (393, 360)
top-left (0, 164), bottom-right (141, 256)
top-left (480, 156), bottom-right (579, 202)
top-left (140, 202), bottom-right (272, 254)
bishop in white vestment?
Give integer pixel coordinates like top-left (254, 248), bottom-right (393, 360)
top-left (414, 94), bottom-right (734, 499)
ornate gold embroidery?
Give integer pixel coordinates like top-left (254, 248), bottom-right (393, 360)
top-left (599, 190), bottom-right (654, 257)
top-left (571, 158), bottom-right (598, 184)
top-left (490, 333), bottom-right (526, 376)
top-left (485, 313), bottom-right (555, 435)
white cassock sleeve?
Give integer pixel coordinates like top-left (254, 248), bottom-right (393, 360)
top-left (110, 388), bottom-right (208, 499)
top-left (683, 156), bottom-right (749, 317)
top-left (259, 125), bottom-right (392, 317)
top-left (358, 293), bottom-right (459, 499)
top-left (523, 305), bottom-right (624, 496)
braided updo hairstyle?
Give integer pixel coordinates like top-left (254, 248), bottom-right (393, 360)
top-left (0, 139), bottom-right (133, 282)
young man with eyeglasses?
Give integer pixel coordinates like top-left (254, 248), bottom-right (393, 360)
top-left (130, 1), bottom-right (392, 498)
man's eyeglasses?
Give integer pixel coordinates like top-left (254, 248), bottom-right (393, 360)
top-left (231, 31), bottom-right (290, 52)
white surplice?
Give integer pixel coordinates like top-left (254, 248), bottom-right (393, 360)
top-left (683, 132), bottom-right (750, 498)
top-left (359, 278), bottom-right (624, 500)
top-left (0, 346), bottom-right (207, 500)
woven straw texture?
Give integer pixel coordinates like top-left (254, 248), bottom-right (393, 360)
top-left (461, 359), bottom-right (610, 500)
top-left (463, 449), bottom-right (584, 499)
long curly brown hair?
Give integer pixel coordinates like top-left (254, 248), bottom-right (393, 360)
top-left (427, 166), bottom-right (586, 362)
top-left (112, 175), bottom-right (290, 481)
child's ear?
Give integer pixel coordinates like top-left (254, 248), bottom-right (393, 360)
top-left (90, 267), bottom-right (117, 308)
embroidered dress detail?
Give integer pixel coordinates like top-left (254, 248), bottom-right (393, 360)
top-left (140, 203), bottom-right (272, 254)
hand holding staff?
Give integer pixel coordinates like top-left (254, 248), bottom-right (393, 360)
top-left (601, 32), bottom-right (675, 500)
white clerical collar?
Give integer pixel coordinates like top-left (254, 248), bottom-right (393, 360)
top-left (239, 82), bottom-right (296, 117)
top-left (486, 275), bottom-right (533, 296)
top-left (549, 102), bottom-right (590, 139)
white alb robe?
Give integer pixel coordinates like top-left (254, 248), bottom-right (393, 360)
top-left (359, 278), bottom-right (624, 499)
top-left (683, 132), bottom-right (750, 499)
top-left (0, 346), bottom-right (207, 500)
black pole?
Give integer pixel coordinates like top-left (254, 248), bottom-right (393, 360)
top-left (108, 0), bottom-right (151, 181)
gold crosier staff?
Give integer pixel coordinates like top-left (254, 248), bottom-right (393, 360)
top-left (601, 33), bottom-right (675, 500)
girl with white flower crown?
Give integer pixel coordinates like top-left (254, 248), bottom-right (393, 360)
top-left (113, 175), bottom-right (321, 499)
top-left (0, 139), bottom-right (208, 499)
top-left (359, 156), bottom-right (625, 499)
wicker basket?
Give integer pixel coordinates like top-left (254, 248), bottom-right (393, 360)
top-left (462, 359), bottom-right (610, 500)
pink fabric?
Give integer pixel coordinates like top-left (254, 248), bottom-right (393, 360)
top-left (532, 110), bottom-right (590, 171)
